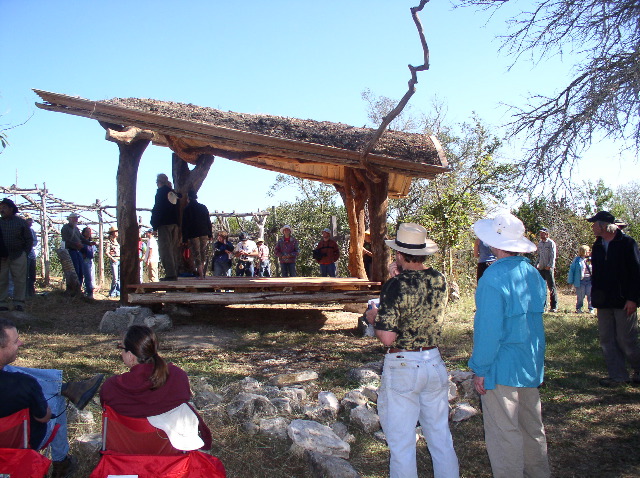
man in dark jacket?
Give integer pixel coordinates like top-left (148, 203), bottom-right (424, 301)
top-left (588, 211), bottom-right (640, 387)
top-left (150, 174), bottom-right (181, 281)
top-left (181, 190), bottom-right (212, 279)
top-left (0, 198), bottom-right (33, 312)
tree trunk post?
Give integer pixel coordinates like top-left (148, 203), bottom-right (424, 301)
top-left (116, 139), bottom-right (149, 303)
top-left (368, 172), bottom-right (390, 284)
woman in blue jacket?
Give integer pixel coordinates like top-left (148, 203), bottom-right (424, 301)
top-left (568, 245), bottom-right (594, 313)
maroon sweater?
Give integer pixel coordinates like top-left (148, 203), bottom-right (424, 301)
top-left (100, 362), bottom-right (211, 449)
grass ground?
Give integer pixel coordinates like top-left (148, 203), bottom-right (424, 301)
top-left (6, 284), bottom-right (640, 477)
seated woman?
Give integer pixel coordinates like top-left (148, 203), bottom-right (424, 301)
top-left (100, 325), bottom-right (211, 450)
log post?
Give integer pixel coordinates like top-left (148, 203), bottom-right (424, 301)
top-left (39, 185), bottom-right (50, 285)
top-left (342, 168), bottom-right (367, 279)
top-left (115, 139), bottom-right (149, 303)
top-left (367, 171), bottom-right (390, 283)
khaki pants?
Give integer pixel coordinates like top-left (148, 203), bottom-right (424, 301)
top-left (481, 384), bottom-right (550, 478)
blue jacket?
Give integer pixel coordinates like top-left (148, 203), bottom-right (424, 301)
top-left (468, 255), bottom-right (546, 389)
top-left (567, 256), bottom-right (586, 287)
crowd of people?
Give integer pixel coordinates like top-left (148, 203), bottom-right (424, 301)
top-left (2, 173), bottom-right (639, 477)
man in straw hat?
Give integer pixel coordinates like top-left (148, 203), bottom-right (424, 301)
top-left (0, 198), bottom-right (33, 312)
top-left (60, 212), bottom-right (84, 286)
top-left (469, 212), bottom-right (550, 478)
top-left (365, 223), bottom-right (459, 478)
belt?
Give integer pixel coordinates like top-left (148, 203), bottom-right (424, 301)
top-left (386, 346), bottom-right (437, 354)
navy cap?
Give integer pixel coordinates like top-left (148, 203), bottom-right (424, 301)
top-left (587, 211), bottom-right (615, 223)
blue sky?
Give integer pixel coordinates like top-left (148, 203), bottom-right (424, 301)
top-left (0, 0), bottom-right (631, 225)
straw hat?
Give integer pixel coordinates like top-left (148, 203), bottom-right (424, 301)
top-left (473, 212), bottom-right (536, 253)
top-left (280, 225), bottom-right (293, 234)
top-left (385, 223), bottom-right (438, 256)
top-left (108, 226), bottom-right (118, 234)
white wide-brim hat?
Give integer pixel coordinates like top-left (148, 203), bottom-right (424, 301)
top-left (473, 212), bottom-right (536, 253)
top-left (385, 223), bottom-right (438, 256)
top-left (280, 225), bottom-right (293, 234)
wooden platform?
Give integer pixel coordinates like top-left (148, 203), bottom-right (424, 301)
top-left (128, 277), bottom-right (381, 305)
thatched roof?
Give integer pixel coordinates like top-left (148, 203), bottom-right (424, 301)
top-left (34, 90), bottom-right (449, 197)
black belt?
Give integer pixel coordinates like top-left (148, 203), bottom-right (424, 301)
top-left (386, 346), bottom-right (437, 354)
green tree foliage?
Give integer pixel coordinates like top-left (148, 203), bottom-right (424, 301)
top-left (579, 179), bottom-right (615, 216)
top-left (513, 196), bottom-right (593, 284)
top-left (390, 114), bottom-right (521, 282)
top-left (268, 176), bottom-right (349, 277)
top-left (611, 181), bottom-right (640, 240)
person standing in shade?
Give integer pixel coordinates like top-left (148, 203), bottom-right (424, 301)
top-left (256, 237), bottom-right (270, 277)
top-left (233, 233), bottom-right (258, 277)
top-left (469, 212), bottom-right (550, 478)
top-left (314, 228), bottom-right (340, 277)
top-left (144, 229), bottom-right (159, 282)
top-left (151, 173), bottom-right (181, 281)
top-left (212, 231), bottom-right (234, 277)
top-left (105, 226), bottom-right (120, 298)
top-left (24, 214), bottom-right (38, 296)
top-left (536, 227), bottom-right (558, 312)
top-left (181, 190), bottom-right (212, 279)
top-left (587, 211), bottom-right (640, 387)
top-left (274, 225), bottom-right (299, 278)
top-left (0, 198), bottom-right (33, 312)
top-left (60, 212), bottom-right (84, 286)
top-left (365, 223), bottom-right (459, 478)
top-left (474, 237), bottom-right (496, 282)
top-left (362, 230), bottom-right (373, 279)
top-left (80, 227), bottom-right (97, 298)
top-left (568, 245), bottom-right (594, 314)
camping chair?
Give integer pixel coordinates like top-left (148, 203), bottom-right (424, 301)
top-left (90, 406), bottom-right (226, 478)
top-left (0, 408), bottom-right (52, 478)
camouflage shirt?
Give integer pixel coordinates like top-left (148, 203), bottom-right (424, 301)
top-left (375, 268), bottom-right (448, 349)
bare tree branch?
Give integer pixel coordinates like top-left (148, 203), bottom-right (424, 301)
top-left (458, 0), bottom-right (640, 183)
top-left (361, 1), bottom-right (431, 166)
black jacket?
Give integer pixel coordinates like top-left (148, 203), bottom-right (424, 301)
top-left (150, 185), bottom-right (180, 229)
top-left (181, 200), bottom-right (212, 242)
top-left (591, 230), bottom-right (640, 308)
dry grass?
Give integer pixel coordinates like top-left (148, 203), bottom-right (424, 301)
top-left (6, 285), bottom-right (640, 477)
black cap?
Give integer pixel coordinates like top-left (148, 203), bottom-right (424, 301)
top-left (587, 211), bottom-right (615, 223)
top-left (239, 232), bottom-right (247, 241)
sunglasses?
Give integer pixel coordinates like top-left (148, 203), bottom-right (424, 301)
top-left (115, 343), bottom-right (127, 352)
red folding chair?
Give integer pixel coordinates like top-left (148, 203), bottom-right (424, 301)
top-left (0, 408), bottom-right (52, 478)
top-left (90, 406), bottom-right (226, 478)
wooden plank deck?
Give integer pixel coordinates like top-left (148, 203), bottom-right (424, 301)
top-left (128, 277), bottom-right (381, 305)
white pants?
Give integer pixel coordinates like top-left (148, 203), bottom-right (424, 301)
top-left (378, 349), bottom-right (459, 478)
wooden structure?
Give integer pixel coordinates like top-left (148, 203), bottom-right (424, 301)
top-left (129, 277), bottom-right (380, 306)
top-left (33, 89), bottom-right (449, 303)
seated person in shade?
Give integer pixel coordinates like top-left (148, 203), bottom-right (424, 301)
top-left (100, 325), bottom-right (212, 450)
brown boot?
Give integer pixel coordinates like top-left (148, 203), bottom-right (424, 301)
top-left (61, 374), bottom-right (104, 410)
top-left (51, 454), bottom-right (78, 478)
